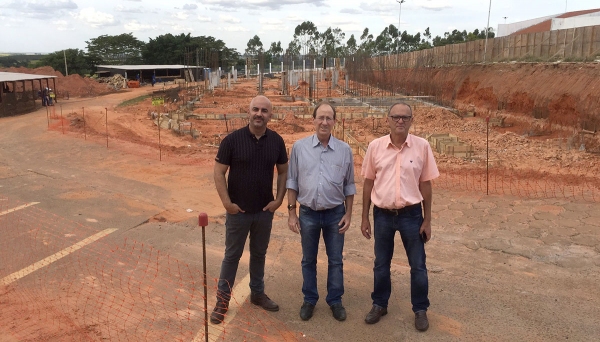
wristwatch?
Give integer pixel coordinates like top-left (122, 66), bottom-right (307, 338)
top-left (287, 204), bottom-right (297, 211)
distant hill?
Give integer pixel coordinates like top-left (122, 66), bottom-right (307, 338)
top-left (0, 54), bottom-right (48, 68)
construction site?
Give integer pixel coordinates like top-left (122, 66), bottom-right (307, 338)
top-left (1, 24), bottom-right (600, 341)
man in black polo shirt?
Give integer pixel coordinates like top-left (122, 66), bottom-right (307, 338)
top-left (210, 95), bottom-right (288, 324)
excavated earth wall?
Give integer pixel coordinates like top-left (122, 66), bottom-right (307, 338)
top-left (370, 62), bottom-right (600, 131)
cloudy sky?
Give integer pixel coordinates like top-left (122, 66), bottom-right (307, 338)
top-left (1, 0), bottom-right (597, 54)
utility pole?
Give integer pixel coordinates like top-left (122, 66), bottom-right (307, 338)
top-left (63, 50), bottom-right (68, 76)
top-left (396, 0), bottom-right (406, 34)
top-left (483, 0), bottom-right (492, 63)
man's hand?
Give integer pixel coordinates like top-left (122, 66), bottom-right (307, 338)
top-left (224, 202), bottom-right (244, 214)
top-left (361, 218), bottom-right (372, 239)
top-left (338, 213), bottom-right (351, 234)
top-left (419, 219), bottom-right (432, 243)
top-left (288, 212), bottom-right (300, 234)
top-left (263, 199), bottom-right (282, 213)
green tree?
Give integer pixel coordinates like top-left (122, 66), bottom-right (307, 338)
top-left (358, 28), bottom-right (375, 55)
top-left (142, 33), bottom-right (190, 64)
top-left (319, 27), bottom-right (346, 57)
top-left (86, 33), bottom-right (145, 65)
top-left (345, 34), bottom-right (358, 55)
top-left (286, 39), bottom-right (301, 57)
top-left (267, 41), bottom-right (283, 58)
top-left (142, 33), bottom-right (240, 68)
top-left (245, 35), bottom-right (264, 56)
top-left (266, 41), bottom-right (283, 64)
top-left (373, 25), bottom-right (396, 55)
top-left (432, 28), bottom-right (494, 47)
top-left (293, 21), bottom-right (319, 56)
top-left (34, 49), bottom-right (94, 76)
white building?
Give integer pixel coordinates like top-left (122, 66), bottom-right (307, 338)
top-left (497, 8), bottom-right (600, 37)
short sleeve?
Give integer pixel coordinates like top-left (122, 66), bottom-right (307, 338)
top-left (215, 136), bottom-right (232, 165)
top-left (276, 136), bottom-right (288, 165)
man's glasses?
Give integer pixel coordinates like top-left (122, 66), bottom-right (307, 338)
top-left (388, 115), bottom-right (412, 122)
top-left (315, 116), bottom-right (335, 122)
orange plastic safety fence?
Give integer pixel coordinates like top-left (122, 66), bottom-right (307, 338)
top-left (0, 197), bottom-right (303, 341)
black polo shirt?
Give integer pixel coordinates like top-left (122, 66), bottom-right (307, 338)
top-left (215, 125), bottom-right (288, 213)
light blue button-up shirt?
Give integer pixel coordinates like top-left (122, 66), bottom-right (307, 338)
top-left (286, 134), bottom-right (356, 211)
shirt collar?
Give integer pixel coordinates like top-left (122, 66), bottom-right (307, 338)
top-left (311, 134), bottom-right (337, 150)
top-left (386, 134), bottom-right (413, 149)
top-left (245, 125), bottom-right (268, 138)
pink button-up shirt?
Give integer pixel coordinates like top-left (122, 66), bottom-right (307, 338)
top-left (361, 134), bottom-right (439, 209)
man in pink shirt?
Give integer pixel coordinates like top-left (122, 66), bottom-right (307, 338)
top-left (360, 102), bottom-right (439, 332)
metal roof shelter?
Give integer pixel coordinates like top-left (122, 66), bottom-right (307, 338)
top-left (96, 65), bottom-right (205, 82)
top-left (0, 72), bottom-right (57, 117)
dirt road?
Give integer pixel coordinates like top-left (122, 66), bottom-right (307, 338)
top-left (1, 90), bottom-right (599, 341)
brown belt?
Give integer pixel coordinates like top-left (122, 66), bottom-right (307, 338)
top-left (375, 203), bottom-right (420, 216)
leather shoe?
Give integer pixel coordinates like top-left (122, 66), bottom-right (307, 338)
top-left (299, 302), bottom-right (315, 321)
top-left (415, 310), bottom-right (429, 331)
top-left (330, 303), bottom-right (347, 321)
top-left (210, 300), bottom-right (229, 324)
top-left (250, 292), bottom-right (279, 312)
top-left (364, 304), bottom-right (387, 324)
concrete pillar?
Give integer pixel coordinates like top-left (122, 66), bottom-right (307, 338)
top-left (314, 59), bottom-right (316, 70)
top-left (269, 63), bottom-right (272, 74)
top-left (258, 65), bottom-right (263, 94)
top-left (281, 62), bottom-right (283, 73)
top-left (228, 73), bottom-right (231, 89)
top-left (245, 64), bottom-right (248, 78)
top-left (292, 61), bottom-right (295, 71)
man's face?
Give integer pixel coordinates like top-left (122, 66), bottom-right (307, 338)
top-left (248, 96), bottom-right (272, 129)
top-left (388, 104), bottom-right (413, 135)
top-left (313, 104), bottom-right (336, 137)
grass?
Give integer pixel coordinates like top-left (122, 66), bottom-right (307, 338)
top-left (117, 95), bottom-right (150, 107)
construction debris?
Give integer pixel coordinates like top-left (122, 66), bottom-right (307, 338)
top-left (97, 74), bottom-right (127, 90)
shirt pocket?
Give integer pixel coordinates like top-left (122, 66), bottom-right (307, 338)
top-left (330, 164), bottom-right (345, 185)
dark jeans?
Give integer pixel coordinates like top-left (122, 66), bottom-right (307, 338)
top-left (216, 210), bottom-right (274, 302)
top-left (371, 203), bottom-right (429, 312)
top-left (299, 204), bottom-right (345, 306)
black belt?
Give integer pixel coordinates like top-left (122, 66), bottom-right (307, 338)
top-left (375, 203), bottom-right (420, 216)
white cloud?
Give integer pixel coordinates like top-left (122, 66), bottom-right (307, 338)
top-left (204, 0), bottom-right (326, 10)
top-left (284, 14), bottom-right (306, 23)
top-left (259, 18), bottom-right (282, 25)
top-left (359, 1), bottom-right (397, 14)
top-left (73, 8), bottom-right (117, 28)
top-left (172, 12), bottom-right (189, 20)
top-left (220, 14), bottom-right (240, 24)
top-left (5, 0), bottom-right (77, 18)
top-left (340, 8), bottom-right (362, 15)
top-left (219, 26), bottom-right (249, 32)
top-left (52, 19), bottom-right (74, 31)
top-left (114, 5), bottom-right (144, 13)
top-left (124, 20), bottom-right (157, 31)
top-left (262, 23), bottom-right (287, 31)
top-left (183, 4), bottom-right (198, 10)
top-left (197, 15), bottom-right (212, 22)
top-left (2, 17), bottom-right (25, 27)
top-left (170, 24), bottom-right (195, 32)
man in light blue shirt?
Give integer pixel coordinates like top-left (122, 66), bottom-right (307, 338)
top-left (286, 102), bottom-right (356, 322)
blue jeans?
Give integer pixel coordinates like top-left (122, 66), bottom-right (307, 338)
top-left (371, 204), bottom-right (429, 312)
top-left (216, 210), bottom-right (274, 302)
top-left (299, 204), bottom-right (345, 306)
